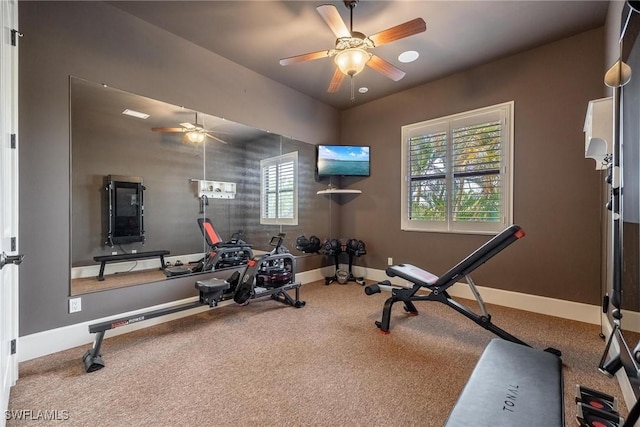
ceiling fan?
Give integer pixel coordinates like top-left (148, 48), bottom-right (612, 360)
top-left (151, 113), bottom-right (228, 144)
top-left (279, 0), bottom-right (426, 94)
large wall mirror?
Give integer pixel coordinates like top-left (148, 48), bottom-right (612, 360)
top-left (70, 77), bottom-right (322, 296)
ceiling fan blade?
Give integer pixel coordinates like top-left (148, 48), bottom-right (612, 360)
top-left (280, 50), bottom-right (330, 66)
top-left (369, 18), bottom-right (426, 47)
top-left (151, 127), bottom-right (185, 133)
top-left (202, 128), bottom-right (231, 135)
top-left (180, 122), bottom-right (197, 129)
top-left (367, 55), bottom-right (406, 81)
top-left (327, 67), bottom-right (346, 93)
top-left (316, 4), bottom-right (350, 39)
top-left (205, 133), bottom-right (228, 144)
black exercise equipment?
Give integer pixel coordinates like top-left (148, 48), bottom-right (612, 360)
top-left (233, 234), bottom-right (304, 307)
top-left (444, 338), bottom-right (563, 427)
top-left (364, 225), bottom-right (559, 355)
top-left (164, 218), bottom-right (253, 277)
top-left (196, 217), bottom-right (253, 270)
top-left (575, 385), bottom-right (624, 427)
top-left (322, 238), bottom-right (366, 285)
top-left (82, 234), bottom-right (304, 373)
top-left (295, 235), bottom-right (322, 254)
top-left (93, 250), bottom-right (169, 281)
top-left (104, 175), bottom-right (145, 247)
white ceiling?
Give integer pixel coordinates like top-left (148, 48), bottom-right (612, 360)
top-left (111, 1), bottom-right (609, 110)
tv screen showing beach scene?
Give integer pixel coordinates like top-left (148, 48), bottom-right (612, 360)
top-left (316, 145), bottom-right (370, 177)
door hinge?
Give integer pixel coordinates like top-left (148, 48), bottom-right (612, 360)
top-left (11, 134), bottom-right (16, 149)
top-left (11, 339), bottom-right (16, 355)
top-left (11, 29), bottom-right (23, 47)
top-left (11, 237), bottom-right (16, 252)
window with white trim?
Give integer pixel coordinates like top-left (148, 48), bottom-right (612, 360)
top-left (260, 151), bottom-right (298, 226)
top-left (401, 101), bottom-right (513, 234)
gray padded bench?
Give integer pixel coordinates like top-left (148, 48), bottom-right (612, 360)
top-left (445, 338), bottom-right (564, 427)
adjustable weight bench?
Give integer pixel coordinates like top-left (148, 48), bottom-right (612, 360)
top-left (365, 225), bottom-right (564, 425)
top-left (365, 225), bottom-right (558, 354)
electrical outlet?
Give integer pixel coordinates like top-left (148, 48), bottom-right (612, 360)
top-left (69, 297), bottom-right (82, 313)
top-left (388, 257), bottom-right (393, 266)
top-left (111, 251), bottom-right (118, 256)
top-left (132, 249), bottom-right (137, 254)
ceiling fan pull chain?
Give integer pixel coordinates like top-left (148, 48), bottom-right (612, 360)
top-left (350, 76), bottom-right (355, 101)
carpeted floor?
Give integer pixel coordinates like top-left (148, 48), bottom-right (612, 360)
top-left (7, 280), bottom-right (631, 426)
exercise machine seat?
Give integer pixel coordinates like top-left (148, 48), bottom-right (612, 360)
top-left (195, 278), bottom-right (230, 307)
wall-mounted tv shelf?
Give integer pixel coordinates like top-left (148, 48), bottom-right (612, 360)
top-left (317, 188), bottom-right (362, 195)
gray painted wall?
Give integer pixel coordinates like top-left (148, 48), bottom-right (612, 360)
top-left (339, 28), bottom-right (605, 305)
top-left (18, 1), bottom-right (337, 336)
top-left (19, 0), bottom-right (608, 338)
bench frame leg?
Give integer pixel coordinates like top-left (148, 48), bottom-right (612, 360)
top-left (374, 282), bottom-right (530, 348)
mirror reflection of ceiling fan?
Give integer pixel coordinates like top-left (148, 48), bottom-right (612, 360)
top-left (151, 113), bottom-right (228, 144)
top-left (279, 0), bottom-right (426, 95)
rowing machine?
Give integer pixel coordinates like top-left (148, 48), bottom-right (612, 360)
top-left (233, 233), bottom-right (305, 308)
top-left (83, 234), bottom-right (304, 373)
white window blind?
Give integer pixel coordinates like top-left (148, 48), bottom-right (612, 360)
top-left (401, 102), bottom-right (513, 234)
top-left (260, 151), bottom-right (298, 226)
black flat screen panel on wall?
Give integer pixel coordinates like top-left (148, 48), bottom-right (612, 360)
top-left (106, 175), bottom-right (145, 246)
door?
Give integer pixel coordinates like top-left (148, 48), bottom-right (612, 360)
top-left (1, 0), bottom-right (20, 423)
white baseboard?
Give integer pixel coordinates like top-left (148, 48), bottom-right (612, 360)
top-left (19, 266), bottom-right (627, 363)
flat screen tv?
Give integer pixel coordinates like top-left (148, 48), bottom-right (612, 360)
top-left (316, 144), bottom-right (370, 179)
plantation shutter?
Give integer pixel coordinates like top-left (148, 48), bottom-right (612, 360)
top-left (277, 160), bottom-right (295, 219)
top-left (401, 101), bottom-right (512, 233)
top-left (260, 151), bottom-right (298, 225)
top-left (451, 112), bottom-right (502, 223)
top-left (408, 127), bottom-right (448, 222)
top-left (262, 162), bottom-right (278, 220)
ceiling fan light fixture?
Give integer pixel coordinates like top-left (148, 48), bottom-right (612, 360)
top-left (187, 131), bottom-right (205, 143)
top-left (335, 48), bottom-right (371, 77)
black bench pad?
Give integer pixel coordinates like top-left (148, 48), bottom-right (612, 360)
top-left (445, 338), bottom-right (563, 427)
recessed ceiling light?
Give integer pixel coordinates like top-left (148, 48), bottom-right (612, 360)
top-left (122, 109), bottom-right (150, 120)
top-left (398, 50), bottom-right (419, 63)
top-left (358, 87), bottom-right (369, 94)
